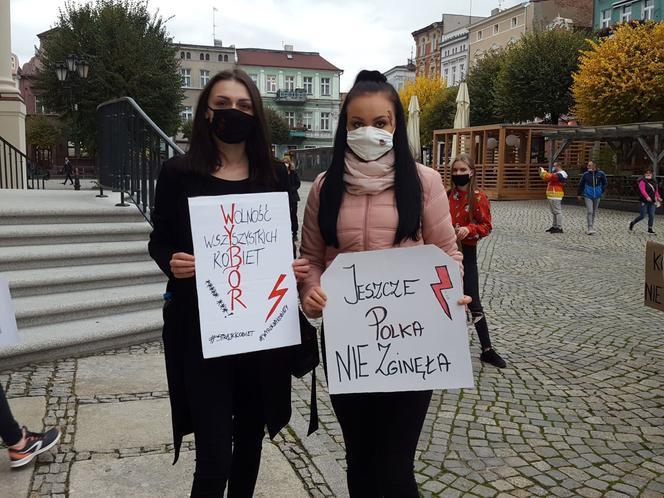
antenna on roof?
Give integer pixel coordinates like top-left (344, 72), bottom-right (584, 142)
top-left (213, 7), bottom-right (218, 44)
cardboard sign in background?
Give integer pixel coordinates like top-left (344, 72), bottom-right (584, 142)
top-left (0, 279), bottom-right (19, 349)
top-left (189, 192), bottom-right (300, 358)
top-left (645, 240), bottom-right (664, 313)
top-left (321, 245), bottom-right (474, 395)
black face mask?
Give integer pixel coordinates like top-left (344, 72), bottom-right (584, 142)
top-left (452, 174), bottom-right (471, 187)
top-left (209, 108), bottom-right (255, 144)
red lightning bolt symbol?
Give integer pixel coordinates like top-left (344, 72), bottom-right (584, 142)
top-left (266, 273), bottom-right (288, 322)
top-left (431, 266), bottom-right (453, 319)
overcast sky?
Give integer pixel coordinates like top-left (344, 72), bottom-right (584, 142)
top-left (9, 0), bottom-right (522, 91)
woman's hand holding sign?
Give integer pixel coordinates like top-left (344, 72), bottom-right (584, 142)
top-left (292, 258), bottom-right (310, 283)
top-left (170, 252), bottom-right (196, 279)
top-left (303, 286), bottom-right (327, 318)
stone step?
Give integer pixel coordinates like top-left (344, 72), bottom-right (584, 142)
top-left (13, 282), bottom-right (166, 328)
top-left (1, 261), bottom-right (165, 297)
top-left (0, 308), bottom-right (164, 369)
top-left (0, 240), bottom-right (152, 271)
top-left (0, 222), bottom-right (152, 247)
top-left (0, 190), bottom-right (144, 225)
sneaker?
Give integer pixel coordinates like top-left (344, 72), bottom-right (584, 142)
top-left (8, 426), bottom-right (61, 468)
top-left (629, 221), bottom-right (634, 231)
top-left (586, 229), bottom-right (596, 235)
top-left (545, 227), bottom-right (554, 233)
top-left (480, 348), bottom-right (507, 369)
top-left (552, 227), bottom-right (564, 234)
top-left (649, 228), bottom-right (656, 234)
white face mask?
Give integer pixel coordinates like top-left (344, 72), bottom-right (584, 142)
top-left (346, 126), bottom-right (394, 161)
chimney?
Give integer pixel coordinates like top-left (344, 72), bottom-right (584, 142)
top-left (491, 8), bottom-right (500, 16)
top-left (284, 44), bottom-right (294, 52)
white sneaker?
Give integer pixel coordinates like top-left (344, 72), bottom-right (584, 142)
top-left (586, 229), bottom-right (596, 235)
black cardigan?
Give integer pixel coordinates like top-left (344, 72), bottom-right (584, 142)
top-left (148, 155), bottom-right (296, 464)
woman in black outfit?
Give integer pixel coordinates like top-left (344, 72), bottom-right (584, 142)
top-left (148, 69), bottom-right (308, 497)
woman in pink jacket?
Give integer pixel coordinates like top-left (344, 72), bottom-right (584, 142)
top-left (298, 70), bottom-right (466, 498)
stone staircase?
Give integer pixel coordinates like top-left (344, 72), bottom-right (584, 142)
top-left (0, 189), bottom-right (166, 368)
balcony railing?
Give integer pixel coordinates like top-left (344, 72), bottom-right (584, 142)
top-left (276, 89), bottom-right (308, 103)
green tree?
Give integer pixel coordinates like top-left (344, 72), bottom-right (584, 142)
top-left (466, 50), bottom-right (507, 126)
top-left (265, 107), bottom-right (290, 145)
top-left (34, 0), bottom-right (183, 152)
top-left (494, 28), bottom-right (591, 125)
top-left (180, 119), bottom-right (193, 141)
top-left (26, 116), bottom-right (61, 149)
top-left (420, 86), bottom-right (458, 146)
top-left (572, 21), bottom-right (664, 125)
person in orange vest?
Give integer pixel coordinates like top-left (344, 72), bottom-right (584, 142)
top-left (539, 162), bottom-right (568, 234)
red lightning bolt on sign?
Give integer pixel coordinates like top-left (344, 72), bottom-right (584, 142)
top-left (266, 273), bottom-right (288, 322)
top-left (431, 266), bottom-right (453, 319)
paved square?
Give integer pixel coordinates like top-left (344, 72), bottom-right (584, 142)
top-left (75, 353), bottom-right (167, 396)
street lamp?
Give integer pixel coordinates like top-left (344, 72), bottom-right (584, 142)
top-left (53, 53), bottom-right (90, 190)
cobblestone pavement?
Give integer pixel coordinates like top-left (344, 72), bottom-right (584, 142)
top-left (2, 182), bottom-right (664, 497)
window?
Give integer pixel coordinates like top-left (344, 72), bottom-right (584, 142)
top-left (224, 54), bottom-right (229, 62)
top-left (206, 53), bottom-right (210, 61)
top-left (285, 111), bottom-right (295, 128)
top-left (267, 75), bottom-right (277, 92)
top-left (218, 54), bottom-right (223, 62)
top-left (180, 51), bottom-right (185, 59)
top-left (321, 77), bottom-right (331, 96)
top-left (451, 66), bottom-right (457, 86)
top-left (460, 63), bottom-right (465, 80)
top-left (511, 17), bottom-right (518, 28)
top-left (621, 4), bottom-right (632, 22)
top-left (303, 112), bottom-right (312, 130)
top-left (444, 68), bottom-right (449, 80)
top-left (200, 69), bottom-right (210, 87)
top-left (644, 0), bottom-right (654, 20)
top-left (303, 76), bottom-right (313, 94)
top-left (186, 52), bottom-right (191, 60)
top-left (285, 76), bottom-right (295, 91)
top-left (493, 24), bottom-right (499, 34)
top-left (180, 68), bottom-right (191, 87)
top-left (477, 30), bottom-right (483, 40)
top-left (181, 106), bottom-right (193, 122)
top-left (601, 9), bottom-right (611, 27)
top-left (199, 53), bottom-right (204, 61)
top-left (35, 95), bottom-right (49, 114)
top-left (320, 112), bottom-right (330, 131)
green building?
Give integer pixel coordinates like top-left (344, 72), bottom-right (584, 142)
top-left (594, 0), bottom-right (662, 29)
top-left (237, 47), bottom-right (342, 158)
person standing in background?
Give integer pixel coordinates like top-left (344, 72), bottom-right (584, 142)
top-left (284, 154), bottom-right (301, 241)
top-left (577, 160), bottom-right (608, 235)
top-left (540, 162), bottom-right (568, 234)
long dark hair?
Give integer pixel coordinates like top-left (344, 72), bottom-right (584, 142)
top-left (187, 69), bottom-right (275, 188)
top-left (318, 70), bottom-right (423, 247)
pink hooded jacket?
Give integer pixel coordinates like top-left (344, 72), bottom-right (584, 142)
top-left (298, 163), bottom-right (463, 301)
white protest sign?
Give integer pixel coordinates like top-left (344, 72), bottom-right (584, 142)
top-left (321, 245), bottom-right (474, 394)
top-left (189, 192), bottom-right (300, 358)
top-left (0, 279), bottom-right (19, 349)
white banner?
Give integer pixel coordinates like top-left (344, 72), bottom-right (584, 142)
top-left (321, 245), bottom-right (474, 394)
top-left (0, 279), bottom-right (19, 349)
top-left (189, 192), bottom-right (300, 358)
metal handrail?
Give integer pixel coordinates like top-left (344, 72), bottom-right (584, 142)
top-left (0, 135), bottom-right (43, 189)
top-left (96, 97), bottom-right (184, 224)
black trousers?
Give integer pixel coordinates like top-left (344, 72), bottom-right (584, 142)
top-left (330, 390), bottom-right (432, 498)
top-left (0, 384), bottom-right (22, 446)
top-left (462, 244), bottom-right (492, 350)
top-left (289, 201), bottom-right (299, 238)
top-left (185, 346), bottom-right (266, 498)
top-left (63, 172), bottom-right (74, 184)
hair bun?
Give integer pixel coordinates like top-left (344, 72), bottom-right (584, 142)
top-left (353, 70), bottom-right (387, 85)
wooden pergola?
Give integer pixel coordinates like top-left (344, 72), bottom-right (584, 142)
top-left (542, 121), bottom-right (664, 178)
top-left (433, 124), bottom-right (560, 200)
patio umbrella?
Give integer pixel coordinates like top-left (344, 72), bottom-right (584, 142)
top-left (451, 81), bottom-right (470, 162)
top-left (407, 95), bottom-right (421, 162)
